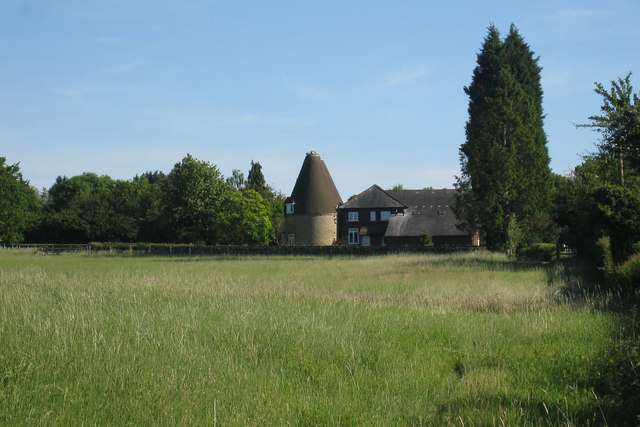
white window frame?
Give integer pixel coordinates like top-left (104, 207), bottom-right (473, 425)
top-left (288, 233), bottom-right (295, 246)
top-left (370, 211), bottom-right (376, 221)
top-left (380, 211), bottom-right (391, 221)
top-left (362, 235), bottom-right (370, 247)
top-left (285, 203), bottom-right (294, 214)
top-left (348, 211), bottom-right (359, 222)
top-left (348, 228), bottom-right (359, 244)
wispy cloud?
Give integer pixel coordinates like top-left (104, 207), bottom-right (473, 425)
top-left (282, 77), bottom-right (335, 101)
top-left (386, 64), bottom-right (431, 87)
top-left (52, 84), bottom-right (123, 99)
top-left (105, 60), bottom-right (144, 74)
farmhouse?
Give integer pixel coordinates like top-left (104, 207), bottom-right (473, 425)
top-left (337, 185), bottom-right (480, 247)
top-left (284, 151), bottom-right (479, 247)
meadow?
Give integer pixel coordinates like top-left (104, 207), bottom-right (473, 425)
top-left (0, 250), bottom-right (628, 425)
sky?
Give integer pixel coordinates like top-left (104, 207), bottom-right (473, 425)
top-left (2, 0), bottom-right (640, 199)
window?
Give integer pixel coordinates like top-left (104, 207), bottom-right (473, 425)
top-left (370, 211), bottom-right (376, 221)
top-left (285, 203), bottom-right (294, 214)
top-left (362, 235), bottom-right (370, 247)
top-left (288, 234), bottom-right (295, 246)
top-left (380, 211), bottom-right (390, 221)
top-left (348, 211), bottom-right (359, 222)
top-left (348, 228), bottom-right (359, 244)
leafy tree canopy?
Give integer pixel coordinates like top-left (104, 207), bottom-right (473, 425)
top-left (0, 157), bottom-right (40, 244)
top-left (578, 72), bottom-right (640, 185)
top-left (164, 154), bottom-right (233, 244)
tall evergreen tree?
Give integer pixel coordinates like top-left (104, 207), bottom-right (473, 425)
top-left (246, 160), bottom-right (268, 196)
top-left (455, 25), bottom-right (553, 250)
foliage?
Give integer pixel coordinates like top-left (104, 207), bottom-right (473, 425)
top-left (0, 157), bottom-right (40, 244)
top-left (226, 169), bottom-right (245, 190)
top-left (29, 173), bottom-right (165, 243)
top-left (421, 230), bottom-right (434, 246)
top-left (456, 25), bottom-right (553, 251)
top-left (265, 189), bottom-right (286, 245)
top-left (22, 155), bottom-right (281, 245)
top-left (34, 173), bottom-right (131, 243)
top-left (164, 154), bottom-right (233, 244)
top-left (616, 252), bottom-right (640, 291)
top-left (591, 181), bottom-right (640, 263)
top-left (518, 243), bottom-right (556, 262)
top-left (506, 214), bottom-right (524, 258)
top-left (222, 190), bottom-right (274, 245)
top-left (578, 72), bottom-right (640, 185)
top-left (246, 160), bottom-right (267, 196)
top-left (133, 172), bottom-right (172, 242)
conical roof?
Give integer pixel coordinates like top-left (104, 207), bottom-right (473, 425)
top-left (289, 151), bottom-right (342, 214)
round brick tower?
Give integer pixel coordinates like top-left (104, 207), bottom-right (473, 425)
top-left (284, 151), bottom-right (342, 246)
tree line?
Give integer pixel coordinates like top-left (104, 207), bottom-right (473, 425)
top-left (2, 24), bottom-right (639, 281)
top-left (0, 155), bottom-right (285, 246)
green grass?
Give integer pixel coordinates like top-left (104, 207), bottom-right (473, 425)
top-left (0, 250), bottom-right (626, 425)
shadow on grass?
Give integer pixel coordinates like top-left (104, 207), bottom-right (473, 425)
top-left (146, 254), bottom-right (322, 263)
top-left (424, 393), bottom-right (612, 426)
top-left (546, 256), bottom-right (640, 426)
top-left (405, 253), bottom-right (639, 424)
top-left (401, 251), bottom-right (549, 273)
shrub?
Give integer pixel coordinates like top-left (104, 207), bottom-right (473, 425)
top-left (616, 252), bottom-right (640, 292)
top-left (519, 243), bottom-right (556, 261)
top-left (421, 231), bottom-right (434, 247)
top-left (590, 236), bottom-right (615, 283)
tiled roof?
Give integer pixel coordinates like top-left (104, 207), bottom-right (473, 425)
top-left (339, 185), bottom-right (406, 209)
top-left (386, 189), bottom-right (456, 211)
top-left (384, 189), bottom-right (466, 237)
top-left (289, 151), bottom-right (343, 214)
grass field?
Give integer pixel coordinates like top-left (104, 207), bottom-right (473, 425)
top-left (0, 250), bottom-right (629, 425)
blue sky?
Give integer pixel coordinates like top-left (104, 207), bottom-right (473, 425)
top-left (2, 0), bottom-right (640, 199)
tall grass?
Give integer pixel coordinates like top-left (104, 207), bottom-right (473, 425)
top-left (0, 250), bottom-right (623, 425)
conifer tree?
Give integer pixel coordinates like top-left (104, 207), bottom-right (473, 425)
top-left (456, 25), bottom-right (553, 250)
top-left (246, 161), bottom-right (268, 196)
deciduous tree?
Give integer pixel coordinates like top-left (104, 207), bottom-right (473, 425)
top-left (164, 154), bottom-right (233, 244)
top-left (0, 157), bottom-right (39, 244)
top-left (578, 72), bottom-right (640, 186)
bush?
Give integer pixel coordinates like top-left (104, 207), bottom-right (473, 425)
top-left (519, 243), bottom-right (556, 261)
top-left (616, 252), bottom-right (640, 292)
top-left (583, 236), bottom-right (615, 284)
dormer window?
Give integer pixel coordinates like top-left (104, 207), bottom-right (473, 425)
top-left (285, 203), bottom-right (294, 214)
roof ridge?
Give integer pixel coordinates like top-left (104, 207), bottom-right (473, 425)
top-left (374, 185), bottom-right (408, 207)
